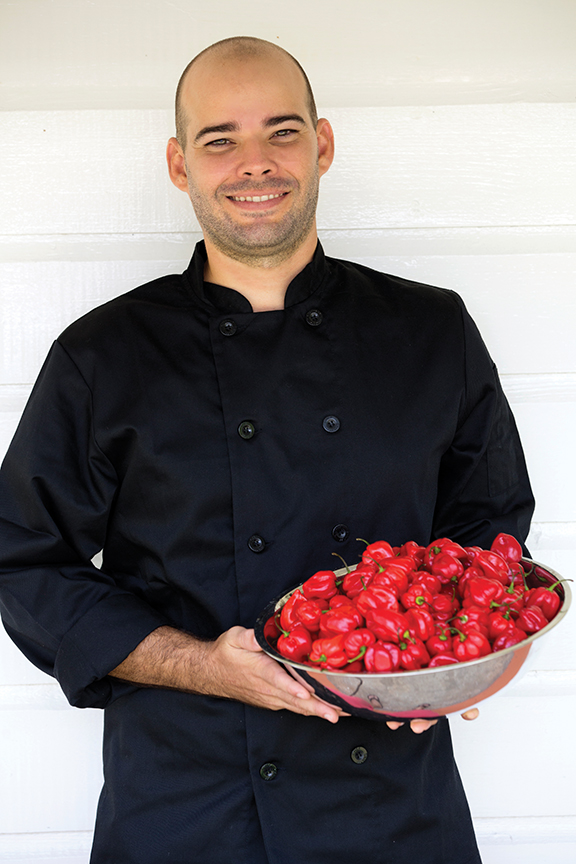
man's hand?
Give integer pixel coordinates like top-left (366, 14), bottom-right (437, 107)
top-left (386, 707), bottom-right (480, 734)
top-left (110, 625), bottom-right (345, 723)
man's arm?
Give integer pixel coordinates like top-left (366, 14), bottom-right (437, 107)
top-left (109, 624), bottom-right (346, 722)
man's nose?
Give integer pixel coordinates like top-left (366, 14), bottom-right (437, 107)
top-left (236, 141), bottom-right (276, 176)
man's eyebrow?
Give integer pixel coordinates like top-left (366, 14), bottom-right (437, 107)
top-left (264, 114), bottom-right (307, 128)
top-left (194, 122), bottom-right (239, 143)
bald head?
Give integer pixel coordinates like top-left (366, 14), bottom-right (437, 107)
top-left (175, 37), bottom-right (318, 149)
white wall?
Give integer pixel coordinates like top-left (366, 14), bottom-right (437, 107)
top-left (1, 1), bottom-right (575, 862)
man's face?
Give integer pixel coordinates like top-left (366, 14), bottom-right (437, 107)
top-left (170, 52), bottom-right (333, 266)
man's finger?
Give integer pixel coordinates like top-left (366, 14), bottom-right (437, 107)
top-left (461, 707), bottom-right (479, 721)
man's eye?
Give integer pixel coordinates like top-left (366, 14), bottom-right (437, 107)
top-left (206, 138), bottom-right (231, 147)
top-left (272, 129), bottom-right (297, 139)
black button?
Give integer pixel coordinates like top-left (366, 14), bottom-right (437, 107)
top-left (305, 309), bottom-right (323, 327)
top-left (351, 746), bottom-right (368, 764)
top-left (323, 415), bottom-right (340, 433)
top-left (219, 319), bottom-right (237, 336)
top-left (248, 534), bottom-right (265, 553)
top-left (238, 420), bottom-right (256, 440)
top-left (332, 524), bottom-right (350, 542)
top-left (259, 762), bottom-right (278, 781)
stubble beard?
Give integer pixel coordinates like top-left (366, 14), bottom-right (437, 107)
top-left (186, 166), bottom-right (320, 268)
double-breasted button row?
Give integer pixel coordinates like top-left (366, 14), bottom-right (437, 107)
top-left (237, 417), bottom-right (340, 436)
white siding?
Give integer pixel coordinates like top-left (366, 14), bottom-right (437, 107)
top-left (1, 1), bottom-right (575, 861)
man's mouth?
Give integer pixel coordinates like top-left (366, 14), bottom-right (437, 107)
top-left (227, 192), bottom-right (289, 203)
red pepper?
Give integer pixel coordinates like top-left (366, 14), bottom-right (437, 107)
top-left (431, 551), bottom-right (464, 584)
top-left (301, 570), bottom-right (339, 600)
top-left (452, 604), bottom-right (490, 636)
top-left (474, 550), bottom-right (510, 585)
top-left (341, 566), bottom-right (375, 597)
top-left (355, 585), bottom-right (399, 616)
top-left (428, 652), bottom-right (459, 667)
top-left (294, 598), bottom-right (328, 631)
top-left (492, 626), bottom-right (526, 651)
top-left (364, 640), bottom-right (401, 672)
top-left (400, 583), bottom-right (433, 610)
top-left (463, 576), bottom-right (505, 608)
top-left (452, 629), bottom-right (492, 661)
top-left (308, 634), bottom-right (349, 668)
top-left (319, 605), bottom-right (364, 637)
top-left (399, 540), bottom-right (425, 562)
top-left (424, 538), bottom-right (467, 570)
top-left (276, 624), bottom-right (313, 663)
top-left (516, 605), bottom-right (548, 634)
top-left (487, 609), bottom-right (515, 641)
top-left (358, 538), bottom-right (395, 566)
top-left (426, 625), bottom-right (452, 656)
top-left (364, 608), bottom-right (410, 643)
top-left (279, 589), bottom-right (307, 631)
top-left (490, 532), bottom-right (523, 565)
top-left (405, 607), bottom-right (436, 641)
top-left (524, 581), bottom-right (565, 621)
top-left (372, 564), bottom-right (409, 596)
top-left (430, 592), bottom-right (458, 621)
top-left (343, 628), bottom-right (376, 660)
top-left (397, 633), bottom-right (430, 670)
top-left (263, 615), bottom-right (280, 646)
top-left (411, 570), bottom-right (442, 594)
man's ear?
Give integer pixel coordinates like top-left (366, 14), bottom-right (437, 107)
top-left (316, 119), bottom-right (335, 178)
top-left (166, 138), bottom-right (189, 193)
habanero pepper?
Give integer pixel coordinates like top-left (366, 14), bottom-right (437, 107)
top-left (355, 585), bottom-right (400, 617)
top-left (474, 550), bottom-right (511, 585)
top-left (301, 570), bottom-right (339, 600)
top-left (276, 624), bottom-right (313, 663)
top-left (463, 575), bottom-right (506, 608)
top-left (319, 605), bottom-right (364, 637)
top-left (309, 634), bottom-right (349, 668)
top-left (364, 640), bottom-right (401, 672)
top-left (492, 626), bottom-right (526, 651)
top-left (364, 608), bottom-right (410, 643)
top-left (431, 551), bottom-right (464, 584)
top-left (428, 652), bottom-right (459, 667)
top-left (279, 589), bottom-right (307, 632)
top-left (516, 605), bottom-right (548, 634)
top-left (343, 628), bottom-right (376, 660)
top-left (404, 607), bottom-right (436, 642)
top-left (452, 629), bottom-right (492, 662)
top-left (524, 580), bottom-right (566, 621)
top-left (397, 633), bottom-right (430, 670)
top-left (400, 583), bottom-right (434, 610)
top-left (490, 532), bottom-right (523, 565)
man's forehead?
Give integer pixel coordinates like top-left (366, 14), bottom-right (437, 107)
top-left (181, 51), bottom-right (310, 127)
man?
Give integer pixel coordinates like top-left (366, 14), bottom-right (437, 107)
top-left (0, 37), bottom-right (533, 863)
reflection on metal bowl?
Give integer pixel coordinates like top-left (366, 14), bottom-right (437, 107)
top-left (254, 558), bottom-right (571, 721)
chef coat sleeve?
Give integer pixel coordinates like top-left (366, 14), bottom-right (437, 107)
top-left (431, 295), bottom-right (534, 549)
top-left (0, 342), bottom-right (169, 708)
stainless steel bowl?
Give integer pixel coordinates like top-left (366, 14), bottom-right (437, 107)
top-left (254, 558), bottom-right (571, 721)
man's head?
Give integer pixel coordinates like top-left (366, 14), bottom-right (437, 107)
top-left (175, 37), bottom-right (318, 151)
top-left (166, 37), bottom-right (334, 269)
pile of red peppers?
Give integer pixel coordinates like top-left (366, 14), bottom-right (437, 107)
top-left (264, 533), bottom-right (565, 673)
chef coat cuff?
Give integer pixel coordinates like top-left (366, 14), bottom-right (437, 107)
top-left (54, 593), bottom-right (169, 709)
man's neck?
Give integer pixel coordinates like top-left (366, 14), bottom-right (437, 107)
top-left (203, 231), bottom-right (318, 312)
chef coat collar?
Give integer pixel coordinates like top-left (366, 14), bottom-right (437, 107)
top-left (184, 240), bottom-right (328, 314)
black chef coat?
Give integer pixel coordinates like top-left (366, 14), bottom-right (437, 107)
top-left (0, 242), bottom-right (534, 863)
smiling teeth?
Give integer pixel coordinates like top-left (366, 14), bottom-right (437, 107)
top-left (232, 193), bottom-right (283, 202)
